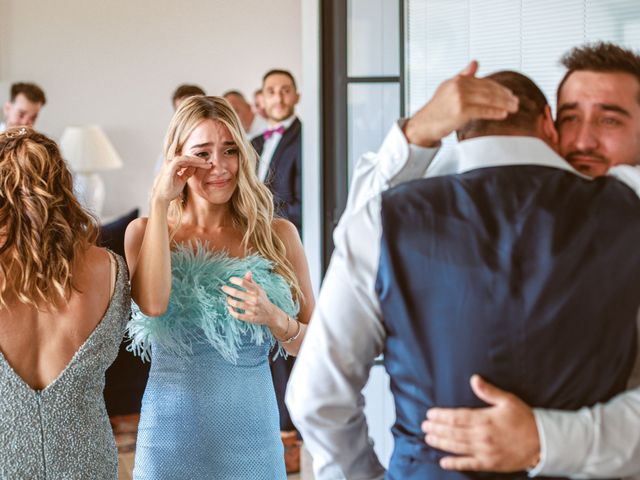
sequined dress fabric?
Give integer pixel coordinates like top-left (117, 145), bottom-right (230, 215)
top-left (130, 248), bottom-right (296, 480)
top-left (0, 254), bottom-right (131, 480)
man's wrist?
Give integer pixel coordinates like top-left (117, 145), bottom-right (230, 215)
top-left (402, 116), bottom-right (442, 148)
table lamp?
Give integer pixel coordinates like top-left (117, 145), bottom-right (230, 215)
top-left (60, 125), bottom-right (123, 218)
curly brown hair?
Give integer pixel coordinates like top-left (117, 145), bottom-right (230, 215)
top-left (0, 127), bottom-right (98, 308)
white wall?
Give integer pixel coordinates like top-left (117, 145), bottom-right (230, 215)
top-left (301, 0), bottom-right (322, 293)
top-left (0, 0), bottom-right (302, 219)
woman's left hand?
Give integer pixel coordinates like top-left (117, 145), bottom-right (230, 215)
top-left (222, 271), bottom-right (281, 327)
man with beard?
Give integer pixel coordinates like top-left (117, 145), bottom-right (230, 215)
top-left (287, 64), bottom-right (640, 479)
top-left (251, 69), bottom-right (302, 454)
top-left (289, 42), bottom-right (640, 479)
top-left (417, 42), bottom-right (640, 479)
top-left (252, 69), bottom-right (302, 234)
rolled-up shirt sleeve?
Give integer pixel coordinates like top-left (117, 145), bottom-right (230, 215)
top-left (286, 197), bottom-right (387, 480)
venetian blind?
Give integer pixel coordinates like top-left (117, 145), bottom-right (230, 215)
top-left (406, 0), bottom-right (640, 144)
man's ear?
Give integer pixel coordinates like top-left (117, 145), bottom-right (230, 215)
top-left (540, 105), bottom-right (559, 148)
top-left (3, 101), bottom-right (11, 118)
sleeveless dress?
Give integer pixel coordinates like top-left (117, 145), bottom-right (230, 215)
top-left (128, 245), bottom-right (298, 480)
top-left (0, 254), bottom-right (131, 480)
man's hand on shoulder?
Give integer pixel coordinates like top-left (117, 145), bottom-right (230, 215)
top-left (421, 375), bottom-right (540, 473)
top-left (404, 61), bottom-right (519, 147)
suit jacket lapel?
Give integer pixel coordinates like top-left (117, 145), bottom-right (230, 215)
top-left (268, 118), bottom-right (301, 175)
top-left (252, 134), bottom-right (265, 156)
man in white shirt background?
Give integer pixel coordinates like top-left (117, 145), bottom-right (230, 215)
top-left (1, 82), bottom-right (46, 132)
top-left (223, 89), bottom-right (268, 140)
top-left (287, 42), bottom-right (640, 480)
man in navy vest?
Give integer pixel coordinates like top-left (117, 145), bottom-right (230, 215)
top-left (313, 42), bottom-right (640, 479)
top-left (286, 69), bottom-right (640, 479)
top-left (412, 43), bottom-right (640, 479)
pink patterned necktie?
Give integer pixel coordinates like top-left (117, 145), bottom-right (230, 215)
top-left (263, 125), bottom-right (285, 140)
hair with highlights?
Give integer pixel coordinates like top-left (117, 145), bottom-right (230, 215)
top-left (162, 96), bottom-right (302, 300)
top-left (0, 128), bottom-right (98, 308)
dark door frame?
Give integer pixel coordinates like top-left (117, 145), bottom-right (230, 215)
top-left (320, 0), bottom-right (406, 274)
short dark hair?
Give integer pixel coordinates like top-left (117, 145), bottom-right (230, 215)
top-left (457, 71), bottom-right (548, 140)
top-left (222, 90), bottom-right (246, 100)
top-left (262, 69), bottom-right (297, 91)
top-left (557, 42), bottom-right (640, 104)
top-left (10, 82), bottom-right (46, 105)
top-left (171, 84), bottom-right (205, 105)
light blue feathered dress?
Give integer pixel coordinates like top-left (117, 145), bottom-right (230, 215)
top-left (129, 244), bottom-right (297, 480)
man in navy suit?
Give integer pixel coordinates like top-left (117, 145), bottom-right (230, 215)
top-left (287, 69), bottom-right (640, 479)
top-left (252, 69), bottom-right (302, 437)
top-left (252, 69), bottom-right (302, 233)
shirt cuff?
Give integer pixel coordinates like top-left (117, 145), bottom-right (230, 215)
top-left (376, 119), bottom-right (440, 185)
top-left (527, 411), bottom-right (547, 477)
top-left (529, 408), bottom-right (592, 477)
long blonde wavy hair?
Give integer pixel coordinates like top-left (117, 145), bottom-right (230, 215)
top-left (0, 128), bottom-right (99, 308)
top-left (163, 96), bottom-right (302, 301)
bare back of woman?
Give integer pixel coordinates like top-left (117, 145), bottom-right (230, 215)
top-left (0, 127), bottom-right (131, 480)
top-left (0, 245), bottom-right (117, 391)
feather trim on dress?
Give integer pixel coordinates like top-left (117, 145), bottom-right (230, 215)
top-left (126, 242), bottom-right (299, 363)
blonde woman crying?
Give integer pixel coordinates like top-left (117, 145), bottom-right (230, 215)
top-left (125, 96), bottom-right (314, 479)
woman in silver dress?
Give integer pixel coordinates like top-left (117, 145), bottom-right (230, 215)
top-left (0, 127), bottom-right (131, 479)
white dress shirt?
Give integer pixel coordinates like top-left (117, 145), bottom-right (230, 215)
top-left (286, 122), bottom-right (640, 480)
top-left (247, 114), bottom-right (269, 140)
top-left (0, 122), bottom-right (6, 133)
top-left (257, 115), bottom-right (296, 182)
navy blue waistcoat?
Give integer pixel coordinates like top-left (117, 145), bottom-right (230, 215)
top-left (377, 166), bottom-right (640, 480)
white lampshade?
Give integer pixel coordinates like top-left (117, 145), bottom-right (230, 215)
top-left (60, 125), bottom-right (123, 173)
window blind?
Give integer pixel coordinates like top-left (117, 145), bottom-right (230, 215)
top-left (407, 0), bottom-right (640, 119)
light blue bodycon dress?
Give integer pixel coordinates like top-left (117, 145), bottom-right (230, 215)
top-left (128, 245), bottom-right (297, 480)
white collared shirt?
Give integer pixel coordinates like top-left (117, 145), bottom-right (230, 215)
top-left (286, 122), bottom-right (640, 480)
top-left (247, 114), bottom-right (269, 140)
top-left (0, 122), bottom-right (6, 133)
top-left (257, 115), bottom-right (296, 182)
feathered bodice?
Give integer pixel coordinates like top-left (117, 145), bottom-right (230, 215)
top-left (127, 244), bottom-right (298, 363)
